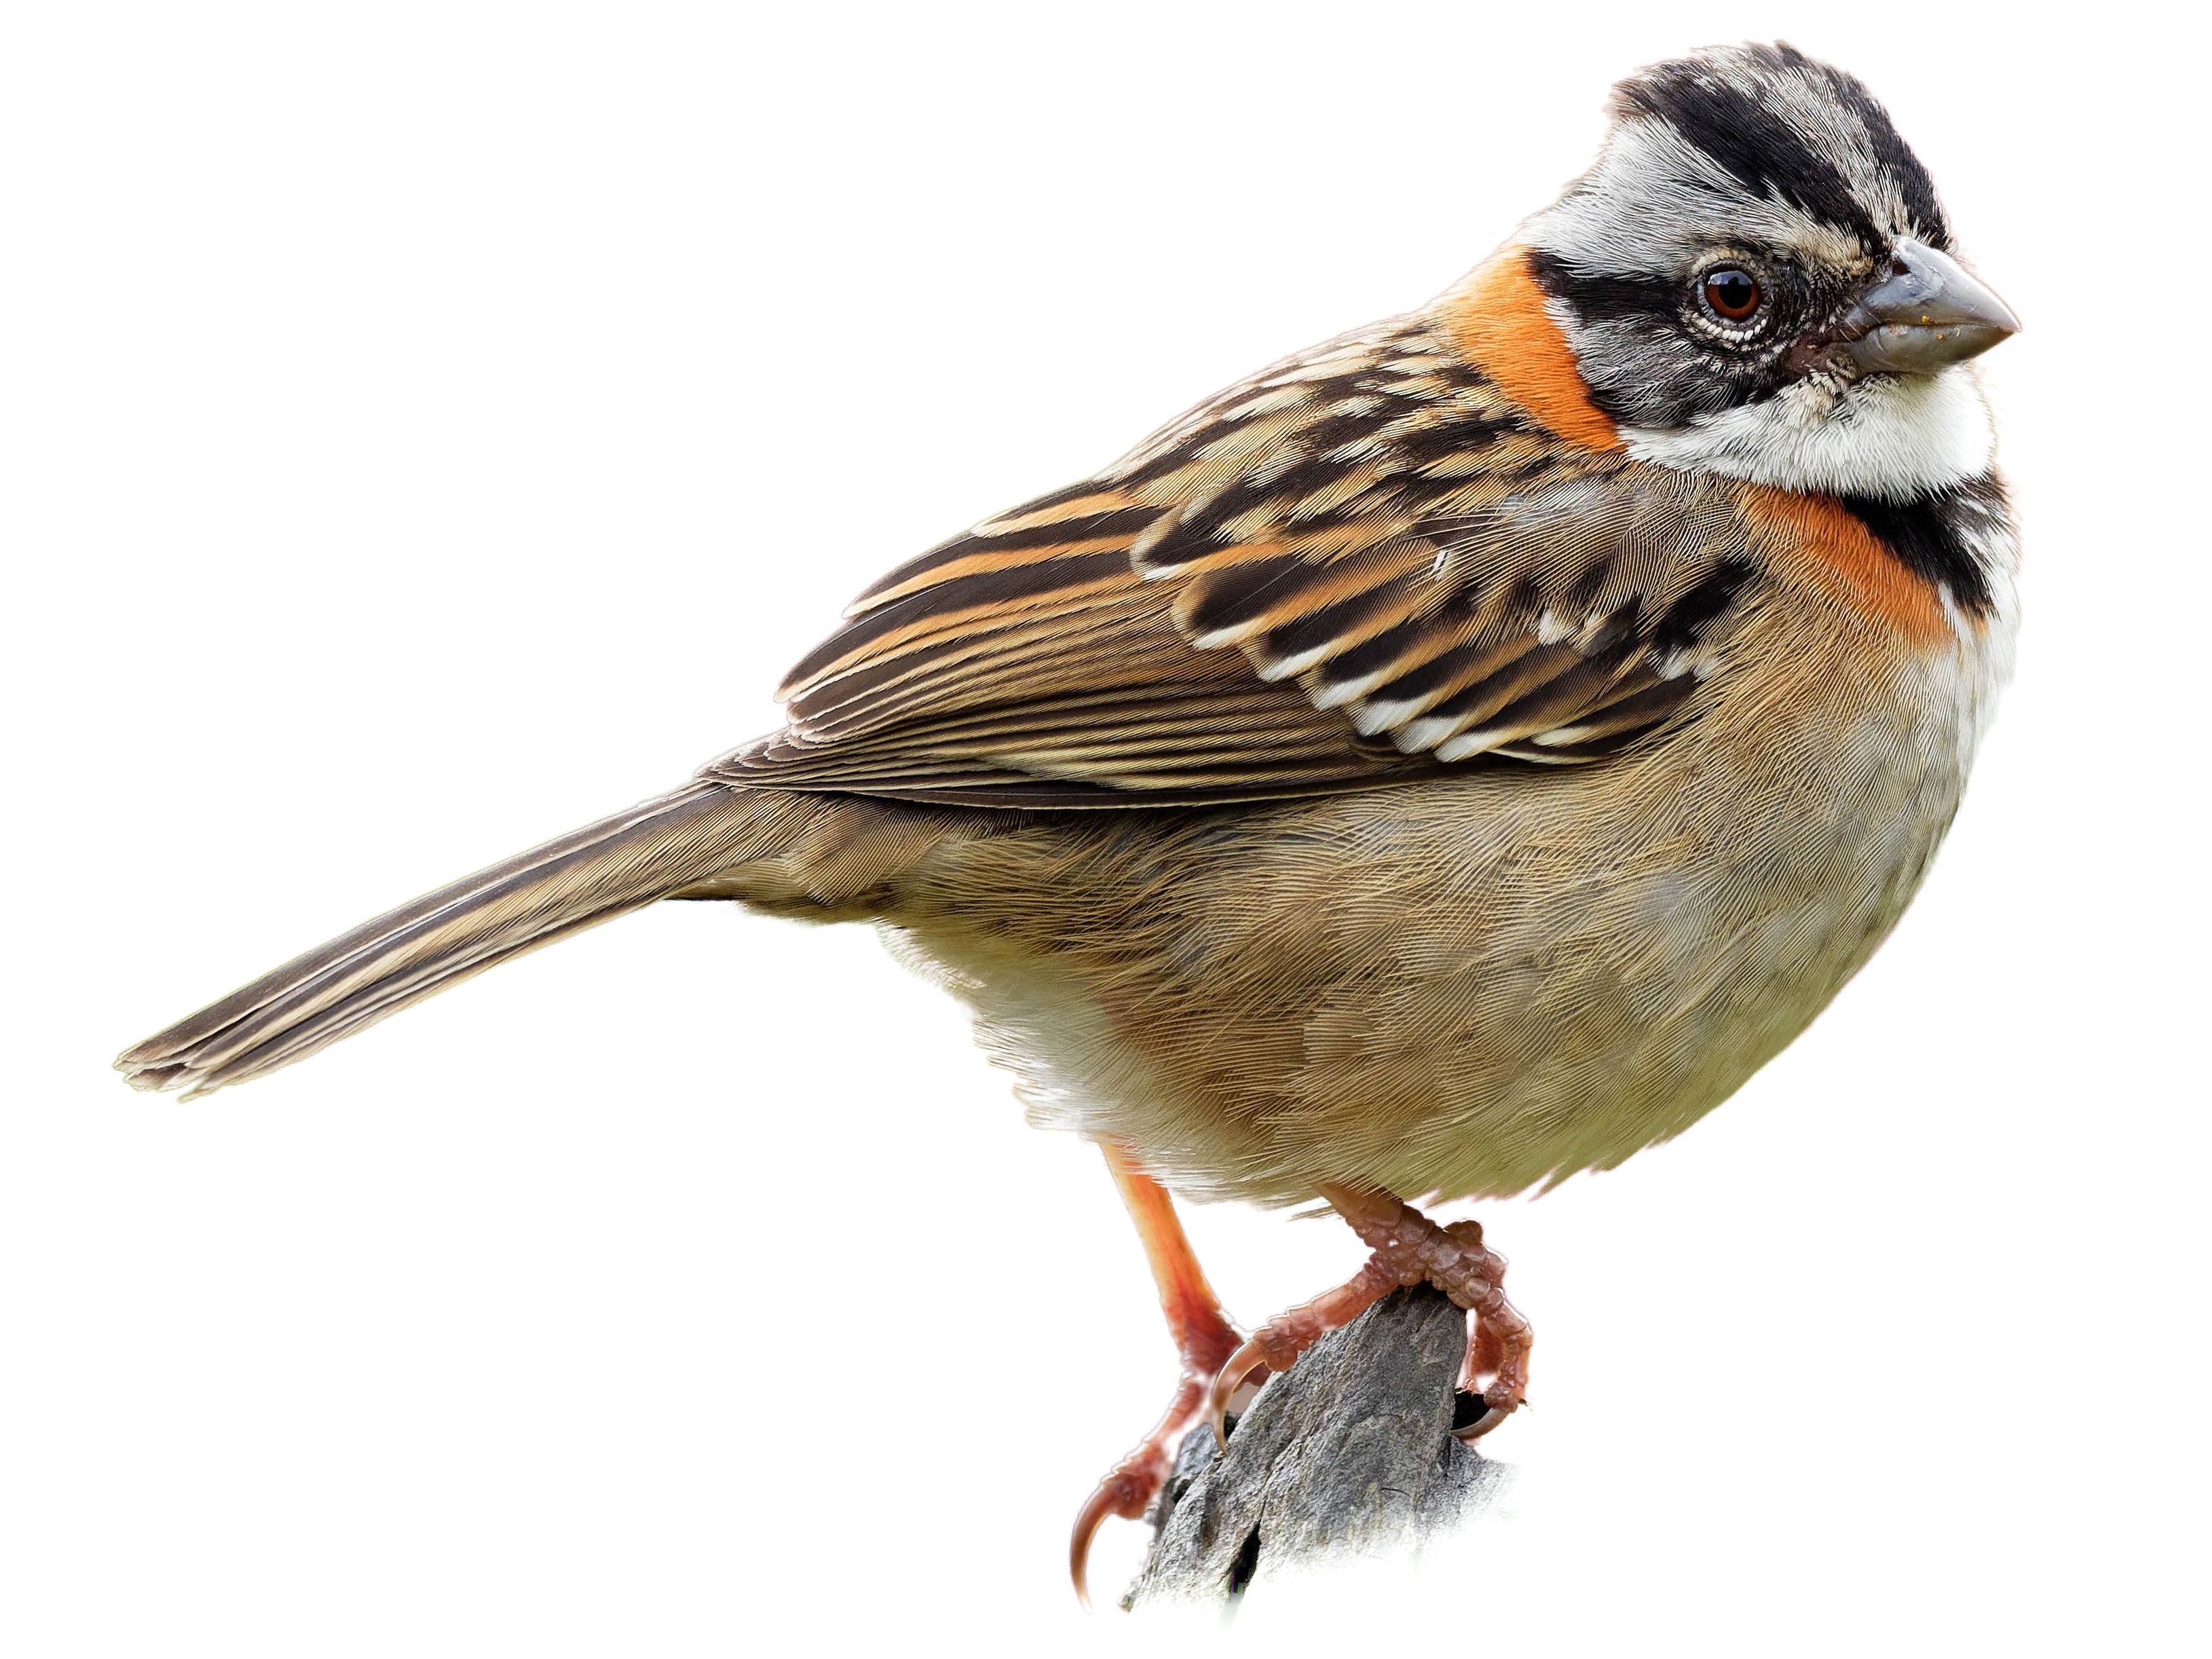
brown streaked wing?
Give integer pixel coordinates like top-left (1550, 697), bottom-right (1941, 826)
top-left (709, 313), bottom-right (1761, 808)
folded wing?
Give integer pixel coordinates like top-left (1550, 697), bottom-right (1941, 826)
top-left (711, 314), bottom-right (1759, 808)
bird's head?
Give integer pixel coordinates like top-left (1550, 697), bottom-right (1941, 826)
top-left (1505, 42), bottom-right (2017, 502)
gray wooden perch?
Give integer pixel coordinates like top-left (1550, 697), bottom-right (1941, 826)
top-left (1123, 1284), bottom-right (1514, 1611)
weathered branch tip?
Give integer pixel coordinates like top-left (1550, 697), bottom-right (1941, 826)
top-left (1124, 1284), bottom-right (1514, 1611)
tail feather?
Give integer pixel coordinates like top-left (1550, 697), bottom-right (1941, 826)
top-left (117, 781), bottom-right (780, 1097)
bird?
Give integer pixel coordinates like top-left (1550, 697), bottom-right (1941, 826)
top-left (117, 41), bottom-right (2019, 1603)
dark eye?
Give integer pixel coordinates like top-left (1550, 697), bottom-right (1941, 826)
top-left (1700, 266), bottom-right (1762, 322)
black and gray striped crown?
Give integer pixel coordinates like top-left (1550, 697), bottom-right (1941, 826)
top-left (1605, 42), bottom-right (1949, 253)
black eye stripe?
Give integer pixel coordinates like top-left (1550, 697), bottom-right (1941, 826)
top-left (1524, 248), bottom-right (1800, 424)
top-left (1528, 251), bottom-right (1778, 334)
top-left (1524, 251), bottom-right (1677, 327)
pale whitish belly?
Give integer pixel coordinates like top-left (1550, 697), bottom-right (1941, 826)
top-left (886, 621), bottom-right (2010, 1208)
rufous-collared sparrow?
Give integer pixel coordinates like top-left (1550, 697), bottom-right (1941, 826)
top-left (117, 41), bottom-right (2021, 1601)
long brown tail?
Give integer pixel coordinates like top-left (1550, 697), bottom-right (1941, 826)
top-left (116, 781), bottom-right (794, 1098)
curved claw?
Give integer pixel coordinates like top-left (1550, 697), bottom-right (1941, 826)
top-left (1069, 1464), bottom-right (1157, 1608)
top-left (1205, 1335), bottom-right (1272, 1451)
top-left (1452, 1400), bottom-right (1510, 1442)
top-left (1067, 1480), bottom-right (1118, 1609)
top-left (1452, 1392), bottom-right (1529, 1442)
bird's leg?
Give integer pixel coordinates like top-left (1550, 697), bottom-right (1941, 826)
top-left (1068, 1143), bottom-right (1247, 1605)
top-left (1207, 1183), bottom-right (1532, 1446)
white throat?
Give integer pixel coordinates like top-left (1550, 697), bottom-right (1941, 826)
top-left (1615, 365), bottom-right (1995, 502)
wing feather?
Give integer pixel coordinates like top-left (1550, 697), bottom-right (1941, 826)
top-left (711, 313), bottom-right (1761, 807)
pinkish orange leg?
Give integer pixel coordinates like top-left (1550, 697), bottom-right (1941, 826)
top-left (1068, 1143), bottom-right (1247, 1607)
top-left (1206, 1184), bottom-right (1533, 1448)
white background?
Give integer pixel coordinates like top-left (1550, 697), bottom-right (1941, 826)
top-left (5, 3), bottom-right (2206, 1654)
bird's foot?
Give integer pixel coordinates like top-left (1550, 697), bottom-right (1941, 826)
top-left (1207, 1190), bottom-right (1531, 1447)
top-left (1068, 1309), bottom-right (1249, 1607)
top-left (1434, 1217), bottom-right (1531, 1440)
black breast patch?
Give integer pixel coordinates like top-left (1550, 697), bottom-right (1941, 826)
top-left (1833, 474), bottom-right (2006, 616)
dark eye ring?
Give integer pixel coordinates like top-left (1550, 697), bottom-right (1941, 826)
top-left (1700, 265), bottom-right (1763, 323)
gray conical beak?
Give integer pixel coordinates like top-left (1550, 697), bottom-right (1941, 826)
top-left (1837, 239), bottom-right (2021, 375)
